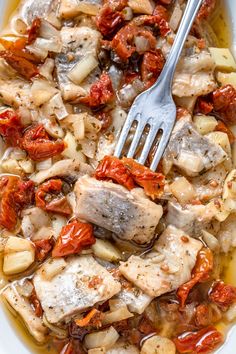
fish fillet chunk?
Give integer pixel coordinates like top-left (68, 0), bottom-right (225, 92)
top-left (33, 255), bottom-right (121, 324)
top-left (119, 225), bottom-right (202, 297)
top-left (164, 118), bottom-right (227, 177)
top-left (74, 176), bottom-right (163, 244)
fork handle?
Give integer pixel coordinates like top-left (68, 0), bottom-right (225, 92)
top-left (152, 0), bottom-right (203, 92)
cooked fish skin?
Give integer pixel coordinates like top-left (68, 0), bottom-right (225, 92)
top-left (166, 201), bottom-right (215, 237)
top-left (164, 118), bottom-right (227, 177)
top-left (2, 285), bottom-right (48, 343)
top-left (55, 26), bottom-right (101, 101)
top-left (74, 176), bottom-right (163, 245)
top-left (33, 255), bottom-right (121, 324)
top-left (119, 225), bottom-right (202, 297)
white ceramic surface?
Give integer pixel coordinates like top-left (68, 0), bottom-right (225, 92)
top-left (0, 1), bottom-right (235, 353)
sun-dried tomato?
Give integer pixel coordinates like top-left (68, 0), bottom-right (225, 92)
top-left (138, 314), bottom-right (156, 335)
top-left (215, 121), bottom-right (235, 144)
top-left (96, 5), bottom-right (124, 36)
top-left (104, 0), bottom-right (128, 10)
top-left (0, 38), bottom-right (41, 64)
top-left (111, 23), bottom-right (156, 60)
top-left (141, 49), bottom-right (165, 88)
top-left (0, 51), bottom-right (39, 80)
top-left (198, 0), bottom-right (216, 20)
top-left (153, 4), bottom-right (169, 21)
top-left (159, 0), bottom-right (172, 4)
top-left (27, 18), bottom-right (41, 45)
top-left (22, 124), bottom-right (65, 161)
top-left (0, 176), bottom-right (19, 230)
top-left (177, 248), bottom-right (213, 308)
top-left (95, 156), bottom-right (165, 199)
top-left (212, 84), bottom-right (236, 124)
top-left (29, 288), bottom-right (43, 317)
top-left (0, 109), bottom-right (23, 147)
top-left (34, 238), bottom-right (55, 262)
top-left (95, 155), bottom-right (135, 190)
top-left (14, 180), bottom-right (35, 208)
top-left (195, 97), bottom-right (214, 115)
top-left (122, 157), bottom-right (165, 199)
top-left (35, 179), bottom-right (72, 216)
top-left (80, 73), bottom-right (114, 107)
top-left (75, 309), bottom-right (104, 328)
top-left (52, 221), bottom-right (95, 258)
top-left (173, 326), bottom-right (223, 354)
top-left (209, 281), bottom-right (236, 309)
top-left (152, 5), bottom-right (170, 36)
top-left (195, 304), bottom-right (212, 328)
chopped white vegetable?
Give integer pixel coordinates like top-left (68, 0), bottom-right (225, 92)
top-left (128, 0), bottom-right (155, 14)
top-left (3, 236), bottom-right (35, 275)
top-left (31, 79), bottom-right (58, 106)
top-left (170, 177), bottom-right (196, 204)
top-left (207, 131), bottom-right (231, 156)
top-left (193, 115), bottom-right (218, 135)
top-left (84, 327), bottom-right (119, 350)
top-left (88, 348), bottom-right (106, 354)
top-left (103, 306), bottom-right (133, 325)
top-left (209, 47), bottom-right (236, 71)
top-left (217, 72), bottom-right (236, 88)
top-left (68, 55), bottom-right (98, 85)
top-left (39, 258), bottom-right (67, 281)
top-left (202, 230), bottom-right (219, 251)
top-left (92, 239), bottom-right (122, 262)
top-left (141, 335), bottom-right (176, 354)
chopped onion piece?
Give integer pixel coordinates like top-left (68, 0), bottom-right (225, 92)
top-left (16, 279), bottom-right (34, 298)
top-left (68, 55), bottom-right (98, 85)
top-left (40, 258), bottom-right (67, 281)
top-left (52, 215), bottom-right (67, 239)
top-left (103, 306), bottom-right (133, 325)
top-left (193, 115), bottom-right (218, 135)
top-left (134, 36), bottom-right (150, 53)
top-left (202, 230), bottom-right (219, 251)
top-left (36, 158), bottom-right (52, 171)
top-left (169, 1), bottom-right (182, 31)
top-left (122, 7), bottom-right (133, 20)
top-left (84, 327), bottom-right (119, 350)
top-left (92, 239), bottom-right (122, 262)
top-left (225, 303), bottom-right (236, 322)
top-left (43, 314), bottom-right (68, 338)
top-left (62, 131), bottom-right (86, 161)
top-left (44, 93), bottom-right (69, 120)
top-left (170, 177), bottom-right (196, 204)
top-left (39, 58), bottom-right (55, 81)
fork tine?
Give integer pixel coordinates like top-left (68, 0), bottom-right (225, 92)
top-left (138, 122), bottom-right (162, 165)
top-left (127, 120), bottom-right (146, 159)
top-left (114, 113), bottom-right (136, 158)
top-left (150, 129), bottom-right (172, 171)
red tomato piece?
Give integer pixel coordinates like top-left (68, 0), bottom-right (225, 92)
top-left (34, 238), bottom-right (55, 262)
top-left (111, 23), bottom-right (156, 60)
top-left (141, 50), bottom-right (165, 88)
top-left (198, 0), bottom-right (216, 20)
top-left (0, 109), bottom-right (23, 147)
top-left (95, 155), bottom-right (135, 190)
top-left (35, 179), bottom-right (72, 216)
top-left (27, 18), bottom-right (41, 45)
top-left (29, 288), bottom-right (43, 317)
top-left (212, 84), bottom-right (236, 124)
top-left (195, 97), bottom-right (214, 115)
top-left (174, 326), bottom-right (223, 354)
top-left (122, 157), bottom-right (165, 199)
top-left (177, 248), bottom-right (213, 308)
top-left (209, 281), bottom-right (236, 308)
top-left (14, 180), bottom-right (35, 208)
top-left (0, 51), bottom-right (39, 80)
top-left (52, 221), bottom-right (95, 258)
top-left (96, 6), bottom-right (124, 36)
top-left (0, 176), bottom-right (19, 230)
top-left (22, 124), bottom-right (65, 161)
top-left (80, 73), bottom-right (114, 107)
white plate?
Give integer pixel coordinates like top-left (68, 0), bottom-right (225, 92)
top-left (0, 1), bottom-right (236, 353)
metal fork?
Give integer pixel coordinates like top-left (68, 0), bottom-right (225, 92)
top-left (114, 0), bottom-right (203, 171)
